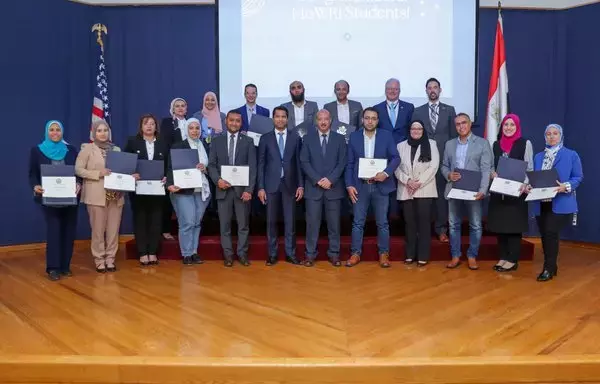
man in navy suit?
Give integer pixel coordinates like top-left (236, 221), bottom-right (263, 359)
top-left (300, 109), bottom-right (347, 267)
top-left (235, 83), bottom-right (270, 132)
top-left (373, 78), bottom-right (414, 144)
top-left (257, 106), bottom-right (304, 266)
top-left (345, 108), bottom-right (400, 268)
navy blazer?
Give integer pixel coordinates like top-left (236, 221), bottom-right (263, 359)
top-left (300, 130), bottom-right (347, 200)
top-left (532, 147), bottom-right (583, 215)
top-left (373, 100), bottom-right (414, 144)
top-left (29, 145), bottom-right (80, 204)
top-left (235, 104), bottom-right (270, 132)
top-left (257, 129), bottom-right (304, 194)
top-left (345, 129), bottom-right (400, 195)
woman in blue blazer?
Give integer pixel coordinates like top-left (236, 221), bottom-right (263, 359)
top-left (530, 124), bottom-right (583, 282)
top-left (28, 120), bottom-right (81, 281)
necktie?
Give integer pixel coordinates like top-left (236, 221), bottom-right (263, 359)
top-left (278, 132), bottom-right (285, 177)
top-left (248, 107), bottom-right (254, 124)
top-left (430, 104), bottom-right (438, 131)
top-left (321, 134), bottom-right (327, 156)
top-left (389, 103), bottom-right (397, 126)
top-left (228, 134), bottom-right (235, 165)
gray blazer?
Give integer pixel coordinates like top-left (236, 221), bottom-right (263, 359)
top-left (280, 100), bottom-right (319, 128)
top-left (412, 102), bottom-right (457, 167)
top-left (440, 134), bottom-right (493, 198)
top-left (323, 99), bottom-right (363, 129)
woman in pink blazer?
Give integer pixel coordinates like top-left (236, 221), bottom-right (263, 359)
top-left (395, 120), bottom-right (440, 266)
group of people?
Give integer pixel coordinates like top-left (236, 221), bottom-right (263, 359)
top-left (29, 78), bottom-right (583, 283)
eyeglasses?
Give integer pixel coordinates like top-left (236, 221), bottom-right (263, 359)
top-left (363, 116), bottom-right (378, 121)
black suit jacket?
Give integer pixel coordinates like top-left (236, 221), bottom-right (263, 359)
top-left (124, 136), bottom-right (168, 200)
top-left (257, 129), bottom-right (304, 194)
top-left (28, 145), bottom-right (80, 204)
top-left (207, 132), bottom-right (257, 200)
top-left (160, 117), bottom-right (186, 150)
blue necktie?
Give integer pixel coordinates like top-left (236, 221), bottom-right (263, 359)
top-left (321, 134), bottom-right (327, 156)
top-left (389, 103), bottom-right (397, 126)
top-left (278, 132), bottom-right (285, 177)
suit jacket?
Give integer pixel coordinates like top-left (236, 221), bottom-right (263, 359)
top-left (257, 129), bottom-right (304, 194)
top-left (124, 136), bottom-right (168, 199)
top-left (394, 140), bottom-right (440, 201)
top-left (373, 100), bottom-right (414, 144)
top-left (207, 132), bottom-right (257, 199)
top-left (235, 104), bottom-right (270, 132)
top-left (29, 145), bottom-right (80, 204)
top-left (531, 147), bottom-right (583, 215)
top-left (323, 99), bottom-right (363, 129)
top-left (440, 134), bottom-right (493, 198)
top-left (160, 117), bottom-right (186, 150)
top-left (411, 102), bottom-right (457, 167)
top-left (280, 100), bottom-right (319, 129)
top-left (75, 143), bottom-right (125, 207)
top-left (300, 130), bottom-right (347, 200)
top-left (345, 129), bottom-right (400, 196)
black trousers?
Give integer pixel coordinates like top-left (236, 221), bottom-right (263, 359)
top-left (535, 202), bottom-right (572, 274)
top-left (43, 206), bottom-right (78, 273)
top-left (497, 233), bottom-right (522, 263)
top-left (133, 196), bottom-right (163, 257)
top-left (402, 198), bottom-right (433, 261)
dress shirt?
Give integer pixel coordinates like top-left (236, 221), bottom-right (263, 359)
top-left (336, 101), bottom-right (350, 125)
top-left (294, 101), bottom-right (306, 127)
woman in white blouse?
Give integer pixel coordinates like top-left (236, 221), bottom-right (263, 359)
top-left (395, 120), bottom-right (440, 266)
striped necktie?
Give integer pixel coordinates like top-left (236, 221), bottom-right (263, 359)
top-left (430, 103), bottom-right (438, 131)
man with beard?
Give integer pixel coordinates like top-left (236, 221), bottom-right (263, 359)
top-left (235, 83), bottom-right (270, 132)
top-left (324, 80), bottom-right (363, 140)
top-left (412, 78), bottom-right (457, 243)
top-left (280, 80), bottom-right (319, 134)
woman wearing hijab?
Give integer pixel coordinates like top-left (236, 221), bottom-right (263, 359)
top-left (159, 97), bottom-right (188, 240)
top-left (487, 114), bottom-right (534, 273)
top-left (75, 119), bottom-right (131, 273)
top-left (125, 114), bottom-right (167, 266)
top-left (192, 91), bottom-right (226, 148)
top-left (29, 120), bottom-right (81, 281)
top-left (528, 124), bottom-right (583, 282)
top-left (395, 120), bottom-right (439, 266)
top-left (166, 118), bottom-right (212, 265)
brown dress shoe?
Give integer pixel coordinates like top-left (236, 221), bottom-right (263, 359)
top-left (346, 254), bottom-right (361, 267)
top-left (439, 234), bottom-right (449, 243)
top-left (379, 253), bottom-right (391, 268)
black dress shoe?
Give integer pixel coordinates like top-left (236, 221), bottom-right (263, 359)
top-left (498, 263), bottom-right (518, 272)
top-left (106, 265), bottom-right (117, 273)
top-left (182, 257), bottom-right (192, 265)
top-left (224, 259), bottom-right (234, 267)
top-left (266, 257), bottom-right (277, 266)
top-left (96, 267), bottom-right (106, 273)
top-left (537, 269), bottom-right (555, 282)
top-left (61, 270), bottom-right (73, 277)
top-left (285, 257), bottom-right (301, 265)
top-left (238, 257), bottom-right (251, 267)
top-left (47, 271), bottom-right (61, 281)
top-left (191, 254), bottom-right (204, 264)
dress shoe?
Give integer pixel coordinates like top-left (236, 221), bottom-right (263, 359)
top-left (498, 262), bottom-right (518, 272)
top-left (493, 260), bottom-right (507, 271)
top-left (303, 260), bottom-right (314, 267)
top-left (537, 269), bottom-right (555, 282)
top-left (285, 256), bottom-right (301, 265)
top-left (417, 261), bottom-right (428, 267)
top-left (61, 270), bottom-right (73, 277)
top-left (182, 257), bottom-right (193, 265)
top-left (140, 255), bottom-right (150, 266)
top-left (47, 271), bottom-right (61, 281)
top-left (266, 257), bottom-right (277, 266)
top-left (379, 252), bottom-right (391, 268)
top-left (404, 258), bottom-right (414, 265)
top-left (106, 265), bottom-right (117, 273)
top-left (191, 254), bottom-right (204, 264)
top-left (238, 257), bottom-right (251, 266)
top-left (330, 259), bottom-right (341, 267)
top-left (224, 259), bottom-right (234, 267)
top-left (96, 266), bottom-right (106, 273)
top-left (345, 254), bottom-right (360, 267)
top-left (149, 255), bottom-right (159, 265)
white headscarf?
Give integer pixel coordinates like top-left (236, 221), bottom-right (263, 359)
top-left (185, 118), bottom-right (211, 201)
top-left (170, 97), bottom-right (187, 140)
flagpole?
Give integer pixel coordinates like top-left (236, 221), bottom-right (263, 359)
top-left (498, 1), bottom-right (502, 16)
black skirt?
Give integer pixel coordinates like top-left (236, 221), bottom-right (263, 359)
top-left (487, 193), bottom-right (529, 234)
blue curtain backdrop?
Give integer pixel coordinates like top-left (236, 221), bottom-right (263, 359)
top-left (0, 0), bottom-right (598, 245)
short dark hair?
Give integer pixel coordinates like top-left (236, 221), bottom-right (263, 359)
top-left (226, 110), bottom-right (242, 119)
top-left (426, 77), bottom-right (441, 88)
top-left (244, 83), bottom-right (257, 93)
top-left (137, 114), bottom-right (160, 138)
top-left (455, 112), bottom-right (471, 122)
top-left (334, 80), bottom-right (350, 92)
top-left (362, 107), bottom-right (379, 118)
top-left (273, 106), bottom-right (289, 118)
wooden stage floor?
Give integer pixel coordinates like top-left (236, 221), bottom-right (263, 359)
top-left (1, 240), bottom-right (600, 384)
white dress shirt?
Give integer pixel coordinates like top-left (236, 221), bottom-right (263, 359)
top-left (293, 101), bottom-right (306, 127)
top-left (145, 138), bottom-right (156, 160)
top-left (363, 130), bottom-right (376, 158)
top-left (336, 101), bottom-right (350, 124)
top-left (176, 117), bottom-right (187, 140)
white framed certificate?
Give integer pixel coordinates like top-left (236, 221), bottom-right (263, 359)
top-left (41, 176), bottom-right (76, 198)
top-left (221, 165), bottom-right (250, 186)
top-left (525, 187), bottom-right (558, 201)
top-left (490, 177), bottom-right (523, 197)
top-left (246, 131), bottom-right (262, 147)
top-left (173, 168), bottom-right (203, 189)
top-left (447, 188), bottom-right (477, 201)
top-left (104, 173), bottom-right (135, 192)
top-left (135, 180), bottom-right (165, 196)
top-left (358, 158), bottom-right (387, 179)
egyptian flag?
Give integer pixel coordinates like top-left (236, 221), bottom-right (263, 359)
top-left (485, 9), bottom-right (509, 146)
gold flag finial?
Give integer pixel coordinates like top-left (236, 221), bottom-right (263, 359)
top-left (91, 23), bottom-right (108, 52)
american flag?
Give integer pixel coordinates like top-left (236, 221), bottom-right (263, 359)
top-left (90, 24), bottom-right (111, 141)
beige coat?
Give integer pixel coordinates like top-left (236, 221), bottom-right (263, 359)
top-left (395, 140), bottom-right (439, 201)
top-left (75, 143), bottom-right (125, 207)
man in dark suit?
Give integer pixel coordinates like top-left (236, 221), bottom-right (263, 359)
top-left (324, 80), bottom-right (363, 139)
top-left (373, 78), bottom-right (414, 144)
top-left (257, 106), bottom-right (304, 266)
top-left (208, 110), bottom-right (257, 267)
top-left (281, 80), bottom-right (319, 130)
top-left (345, 108), bottom-right (400, 268)
top-left (411, 78), bottom-right (457, 243)
top-left (235, 83), bottom-right (270, 132)
top-left (300, 109), bottom-right (347, 267)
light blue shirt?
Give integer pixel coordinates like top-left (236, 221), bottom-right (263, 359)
top-left (455, 134), bottom-right (471, 169)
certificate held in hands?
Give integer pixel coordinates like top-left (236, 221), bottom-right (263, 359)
top-left (490, 157), bottom-right (527, 197)
top-left (447, 169), bottom-right (481, 200)
top-left (525, 168), bottom-right (559, 201)
top-left (170, 149), bottom-right (202, 189)
top-left (247, 115), bottom-right (274, 147)
top-left (358, 158), bottom-right (387, 179)
top-left (135, 160), bottom-right (165, 196)
top-left (104, 151), bottom-right (137, 192)
top-left (40, 164), bottom-right (77, 206)
top-left (221, 165), bottom-right (250, 186)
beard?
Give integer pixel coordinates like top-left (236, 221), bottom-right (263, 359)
top-left (428, 92), bottom-right (439, 101)
top-left (291, 91), bottom-right (305, 103)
